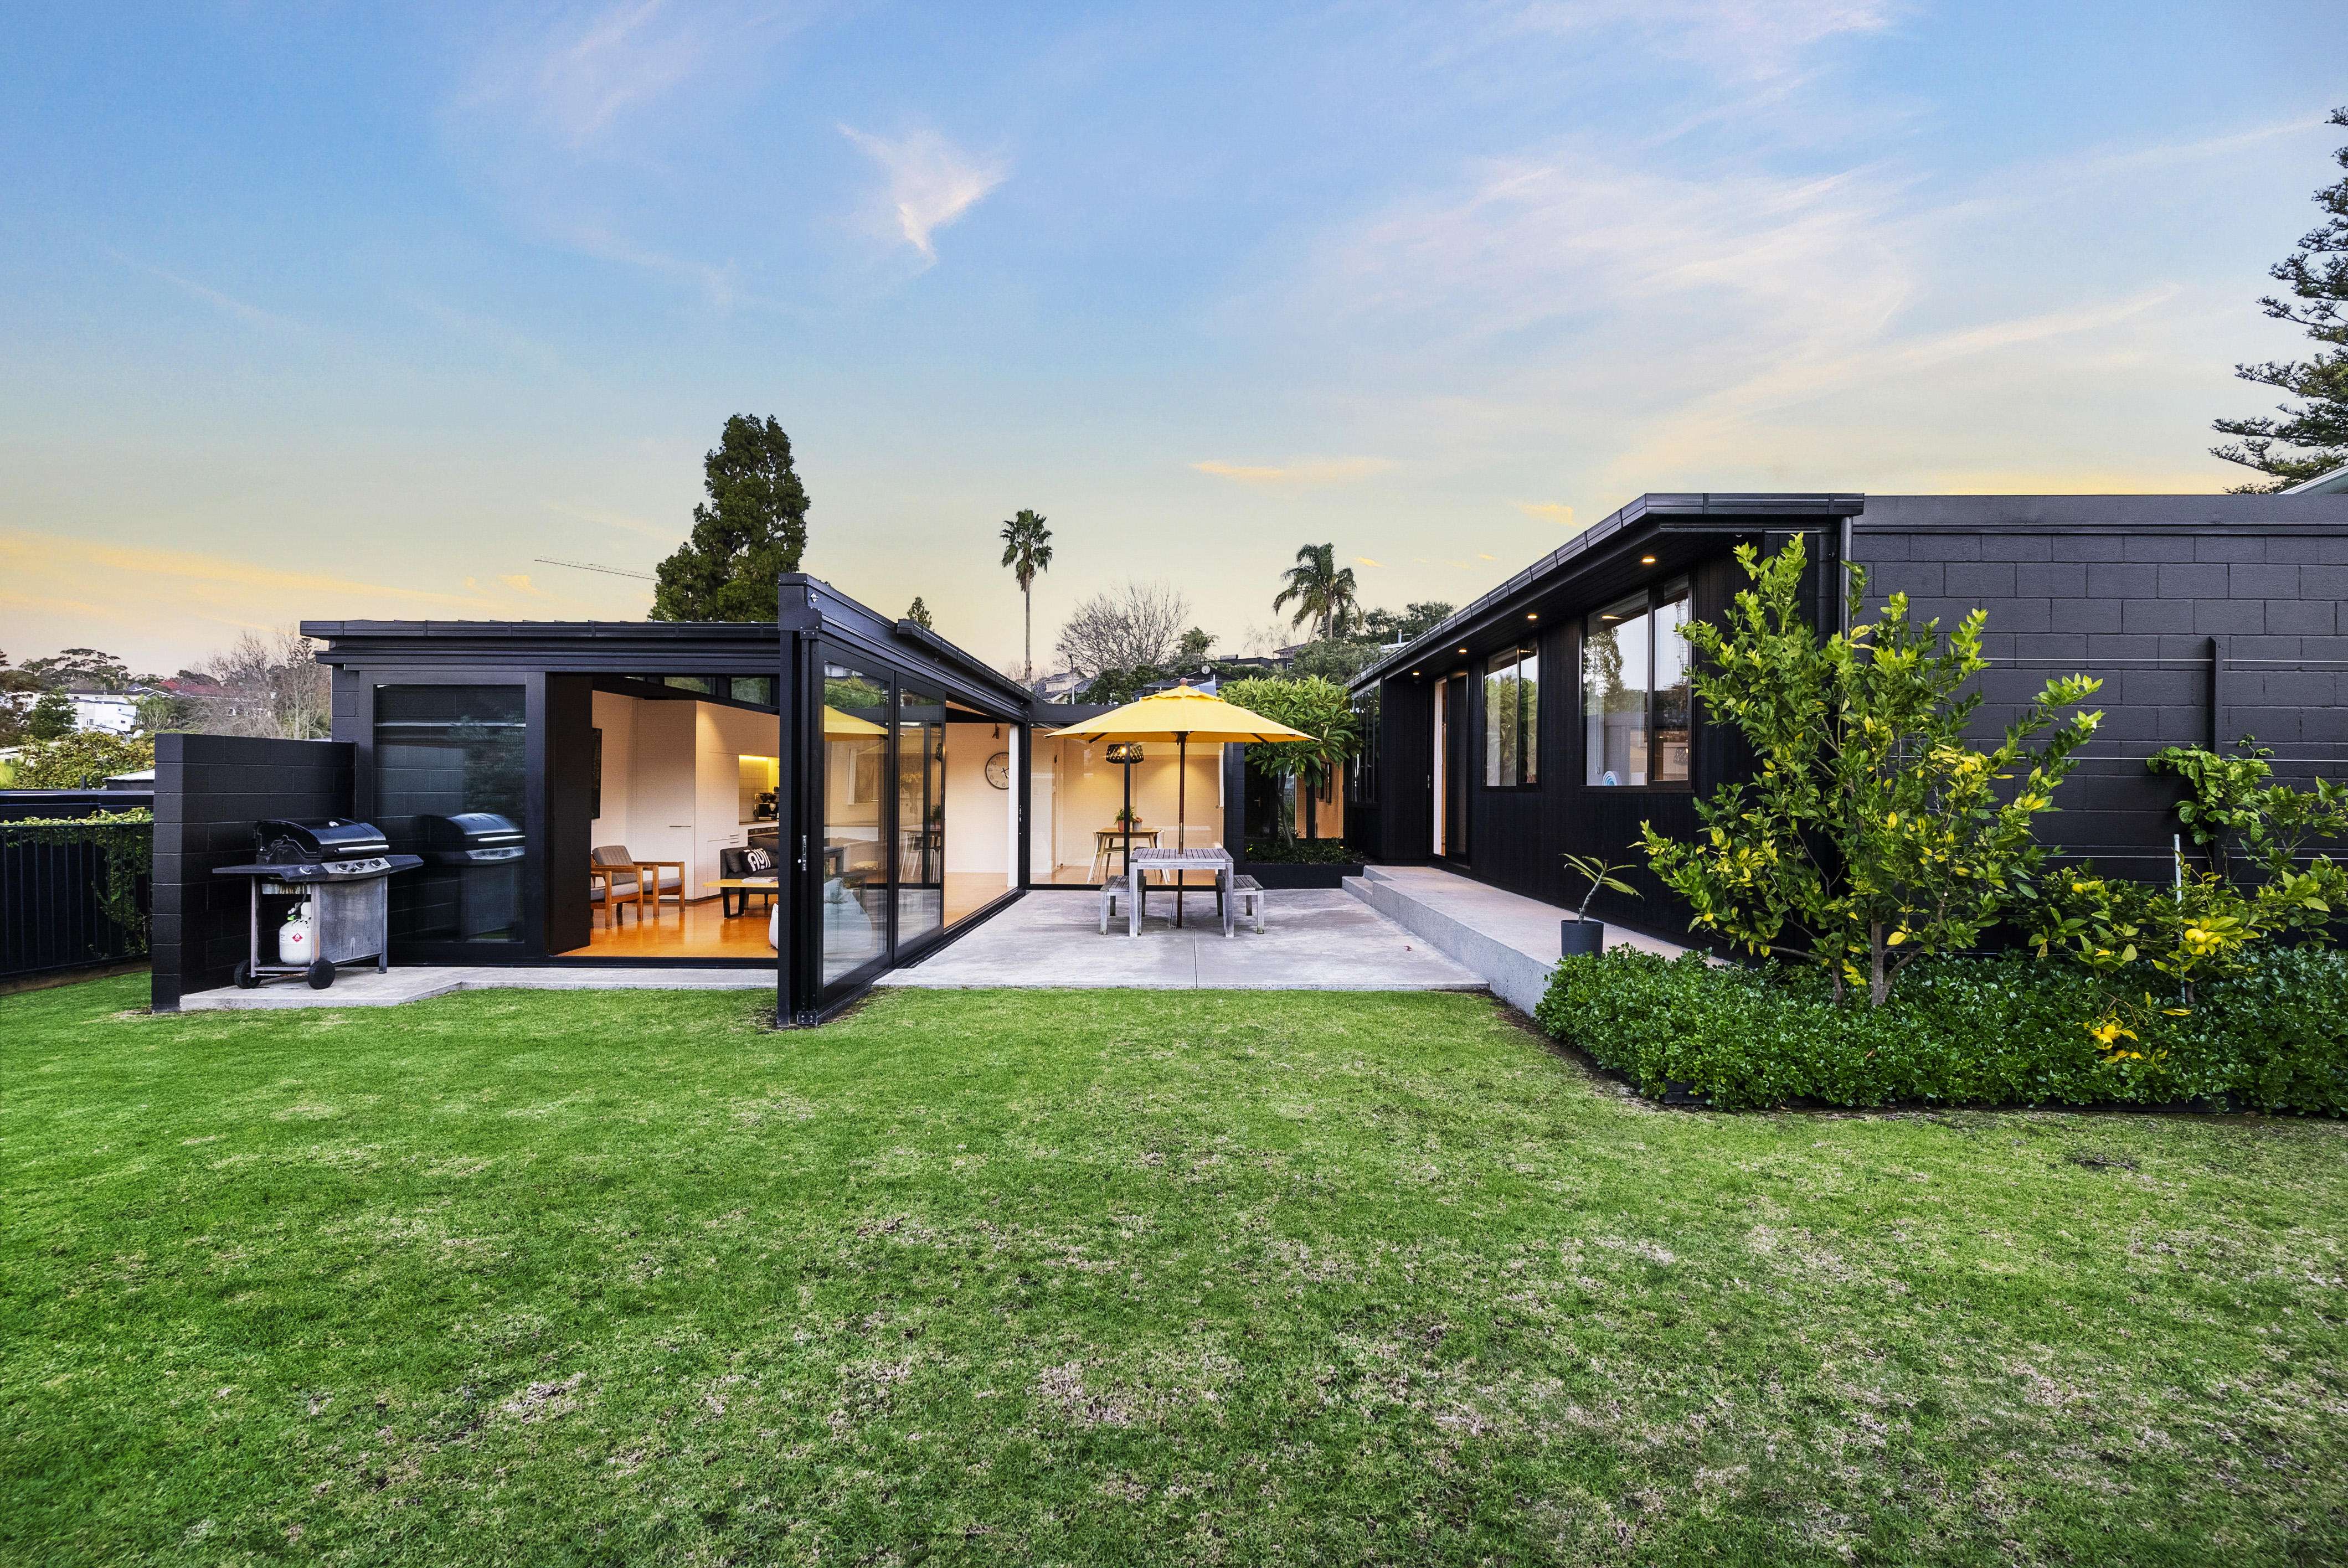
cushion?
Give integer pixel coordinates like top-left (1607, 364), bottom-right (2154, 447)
top-left (745, 847), bottom-right (773, 872)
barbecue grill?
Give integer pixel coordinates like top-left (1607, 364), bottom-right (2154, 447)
top-left (213, 818), bottom-right (420, 989)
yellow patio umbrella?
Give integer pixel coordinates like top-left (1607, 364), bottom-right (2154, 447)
top-left (1051, 683), bottom-right (1312, 925)
top-left (822, 705), bottom-right (886, 737)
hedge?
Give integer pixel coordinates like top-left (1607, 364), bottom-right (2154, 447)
top-left (1535, 947), bottom-right (2348, 1113)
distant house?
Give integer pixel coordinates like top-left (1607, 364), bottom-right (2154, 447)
top-left (65, 693), bottom-right (140, 734)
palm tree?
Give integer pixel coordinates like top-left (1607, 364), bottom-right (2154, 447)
top-left (998, 509), bottom-right (1054, 684)
top-left (1272, 543), bottom-right (1359, 641)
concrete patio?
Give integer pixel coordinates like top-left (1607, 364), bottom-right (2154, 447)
top-left (177, 967), bottom-right (770, 1010)
top-left (168, 866), bottom-right (1661, 1010)
top-left (877, 888), bottom-right (1483, 992)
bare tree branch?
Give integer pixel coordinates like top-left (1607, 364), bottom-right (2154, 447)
top-left (1051, 581), bottom-right (1192, 678)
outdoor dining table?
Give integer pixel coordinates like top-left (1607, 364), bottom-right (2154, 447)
top-left (1124, 846), bottom-right (1236, 937)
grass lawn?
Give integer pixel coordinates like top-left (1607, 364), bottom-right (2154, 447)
top-left (3, 978), bottom-right (2345, 1565)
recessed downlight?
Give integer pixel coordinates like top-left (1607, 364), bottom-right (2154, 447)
top-left (1640, 554), bottom-right (1657, 565)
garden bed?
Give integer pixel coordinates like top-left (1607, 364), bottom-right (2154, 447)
top-left (1237, 859), bottom-right (1364, 889)
top-left (1537, 946), bottom-right (2348, 1113)
top-left (1239, 837), bottom-right (1362, 888)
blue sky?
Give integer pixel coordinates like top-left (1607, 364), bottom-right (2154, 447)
top-left (2, 1), bottom-right (2340, 674)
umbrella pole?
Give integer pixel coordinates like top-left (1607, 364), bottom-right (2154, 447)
top-left (1120, 757), bottom-right (1134, 881)
top-left (1176, 732), bottom-right (1187, 929)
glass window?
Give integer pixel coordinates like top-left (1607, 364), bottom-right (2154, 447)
top-left (1583, 584), bottom-right (1690, 787)
top-left (661, 675), bottom-right (714, 694)
top-left (1348, 692), bottom-right (1381, 804)
top-left (374, 685), bottom-right (527, 944)
top-left (895, 685), bottom-right (947, 948)
top-left (726, 675), bottom-right (776, 708)
top-left (821, 663), bottom-right (889, 984)
top-left (1482, 646), bottom-right (1539, 787)
top-left (1653, 594), bottom-right (1691, 785)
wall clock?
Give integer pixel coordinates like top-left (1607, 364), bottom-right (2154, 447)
top-left (985, 752), bottom-right (1011, 790)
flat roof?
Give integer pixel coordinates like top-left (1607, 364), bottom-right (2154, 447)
top-left (1348, 492), bottom-right (1860, 690)
top-left (1348, 489), bottom-right (2348, 692)
top-left (304, 574), bottom-right (1033, 710)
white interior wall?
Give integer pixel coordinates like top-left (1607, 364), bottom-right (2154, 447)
top-left (941, 721), bottom-right (1013, 877)
top-left (629, 698), bottom-right (697, 880)
top-left (589, 689), bottom-right (636, 848)
top-left (1028, 726), bottom-right (1056, 877)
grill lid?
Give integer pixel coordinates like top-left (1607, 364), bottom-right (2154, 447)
top-left (256, 817), bottom-right (390, 862)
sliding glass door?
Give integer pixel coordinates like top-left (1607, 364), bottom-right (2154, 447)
top-left (895, 685), bottom-right (948, 952)
top-left (820, 659), bottom-right (891, 988)
top-left (812, 648), bottom-right (1015, 1007)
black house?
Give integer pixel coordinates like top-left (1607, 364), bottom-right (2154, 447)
top-left (1343, 492), bottom-right (2348, 936)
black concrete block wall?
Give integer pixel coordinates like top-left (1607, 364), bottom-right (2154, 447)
top-left (1855, 496), bottom-right (2348, 878)
top-left (151, 734), bottom-right (355, 1010)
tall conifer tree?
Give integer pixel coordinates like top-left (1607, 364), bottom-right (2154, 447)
top-left (651, 415), bottom-right (810, 621)
top-left (2213, 109), bottom-right (2348, 491)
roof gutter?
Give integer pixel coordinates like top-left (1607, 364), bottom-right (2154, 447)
top-left (1347, 492), bottom-right (1861, 693)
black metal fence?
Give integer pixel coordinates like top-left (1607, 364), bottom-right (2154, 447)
top-left (0, 795), bottom-right (153, 984)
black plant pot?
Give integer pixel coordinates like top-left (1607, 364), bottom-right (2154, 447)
top-left (1560, 917), bottom-right (1605, 958)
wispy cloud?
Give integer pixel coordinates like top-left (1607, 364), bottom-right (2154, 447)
top-left (1516, 502), bottom-right (1577, 527)
top-left (1355, 556), bottom-right (1385, 568)
top-left (840, 126), bottom-right (1008, 263)
top-left (0, 531), bottom-right (606, 646)
top-left (1191, 457), bottom-right (1396, 488)
top-left (441, 3), bottom-right (817, 306)
top-left (540, 498), bottom-right (672, 540)
top-left (458, 0), bottom-right (732, 147)
top-left (105, 250), bottom-right (300, 332)
top-left (1507, 0), bottom-right (1902, 83)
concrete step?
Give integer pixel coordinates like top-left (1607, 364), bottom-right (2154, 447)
top-left (1342, 873), bottom-right (1558, 1014)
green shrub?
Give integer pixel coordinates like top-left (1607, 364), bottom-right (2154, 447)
top-left (1535, 947), bottom-right (2348, 1113)
top-left (13, 730), bottom-right (153, 788)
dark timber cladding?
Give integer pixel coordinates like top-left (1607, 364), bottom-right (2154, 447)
top-left (1347, 491), bottom-right (2348, 937)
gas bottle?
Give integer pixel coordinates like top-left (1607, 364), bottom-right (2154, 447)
top-left (279, 901), bottom-right (315, 967)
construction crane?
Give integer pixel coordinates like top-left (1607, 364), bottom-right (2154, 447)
top-left (534, 556), bottom-right (656, 581)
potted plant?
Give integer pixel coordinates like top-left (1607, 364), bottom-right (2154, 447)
top-left (1115, 806), bottom-right (1140, 829)
top-left (1560, 853), bottom-right (1638, 957)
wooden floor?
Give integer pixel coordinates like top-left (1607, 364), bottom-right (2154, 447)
top-left (562, 896), bottom-right (775, 959)
top-left (562, 874), bottom-right (1016, 960)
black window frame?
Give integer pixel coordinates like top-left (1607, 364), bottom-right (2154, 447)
top-left (1347, 691), bottom-right (1381, 806)
top-left (1480, 643), bottom-right (1541, 791)
top-left (1578, 578), bottom-right (1693, 793)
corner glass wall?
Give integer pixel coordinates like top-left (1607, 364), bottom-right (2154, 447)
top-left (821, 662), bottom-right (890, 985)
top-left (374, 684), bottom-right (528, 945)
top-left (895, 685), bottom-right (947, 950)
top-left (812, 651), bottom-right (1018, 1005)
